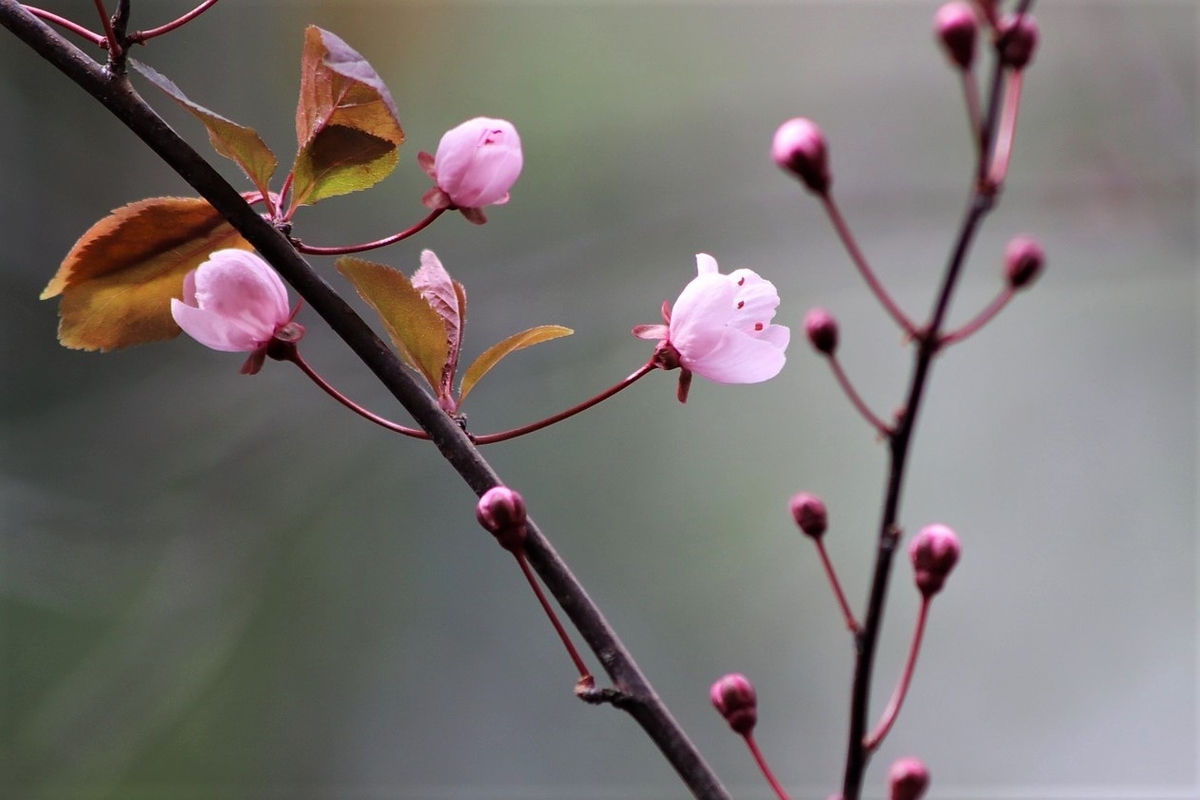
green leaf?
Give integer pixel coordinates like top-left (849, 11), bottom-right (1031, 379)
top-left (290, 26), bottom-right (404, 209)
top-left (458, 325), bottom-right (574, 406)
top-left (131, 59), bottom-right (277, 197)
top-left (335, 256), bottom-right (447, 390)
top-left (42, 197), bottom-right (252, 351)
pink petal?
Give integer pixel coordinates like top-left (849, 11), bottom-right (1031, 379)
top-left (433, 118), bottom-right (523, 209)
top-left (173, 250), bottom-right (290, 352)
top-left (683, 328), bottom-right (788, 384)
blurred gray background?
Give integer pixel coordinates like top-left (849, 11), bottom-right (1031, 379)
top-left (1, 1), bottom-right (1196, 798)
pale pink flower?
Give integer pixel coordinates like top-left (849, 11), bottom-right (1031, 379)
top-left (419, 117), bottom-right (523, 224)
top-left (634, 254), bottom-right (789, 400)
top-left (171, 249), bottom-right (291, 355)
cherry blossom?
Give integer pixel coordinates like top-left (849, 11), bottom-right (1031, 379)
top-left (633, 254), bottom-right (789, 400)
top-left (171, 249), bottom-right (295, 372)
top-left (419, 117), bottom-right (523, 224)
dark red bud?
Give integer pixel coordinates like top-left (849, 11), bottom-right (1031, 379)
top-left (709, 673), bottom-right (757, 735)
top-left (772, 118), bottom-right (831, 194)
top-left (1003, 235), bottom-right (1044, 289)
top-left (998, 14), bottom-right (1039, 70)
top-left (790, 492), bottom-right (828, 539)
top-left (804, 307), bottom-right (839, 355)
top-left (909, 524), bottom-right (961, 598)
top-left (476, 486), bottom-right (528, 552)
top-left (888, 757), bottom-right (930, 800)
top-left (934, 3), bottom-right (978, 70)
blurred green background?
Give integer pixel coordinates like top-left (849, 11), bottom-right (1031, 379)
top-left (2, 1), bottom-right (1196, 798)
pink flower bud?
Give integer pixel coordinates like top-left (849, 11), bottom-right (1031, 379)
top-left (634, 254), bottom-right (790, 393)
top-left (171, 249), bottom-right (293, 357)
top-left (998, 14), bottom-right (1038, 70)
top-left (420, 117), bottom-right (523, 224)
top-left (909, 524), bottom-right (961, 598)
top-left (476, 486), bottom-right (528, 552)
top-left (790, 492), bottom-right (828, 539)
top-left (934, 2), bottom-right (978, 70)
top-left (804, 307), bottom-right (839, 355)
top-left (888, 757), bottom-right (930, 800)
top-left (771, 118), bottom-right (830, 194)
top-left (1003, 235), bottom-right (1044, 289)
top-left (709, 673), bottom-right (757, 735)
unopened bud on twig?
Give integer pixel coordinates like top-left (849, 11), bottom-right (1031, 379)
top-left (790, 492), bottom-right (828, 539)
top-left (934, 2), bottom-right (978, 70)
top-left (476, 486), bottom-right (528, 552)
top-left (804, 307), bottom-right (839, 355)
top-left (888, 757), bottom-right (930, 800)
top-left (710, 673), bottom-right (757, 735)
top-left (1003, 235), bottom-right (1044, 289)
top-left (998, 14), bottom-right (1039, 69)
top-left (772, 118), bottom-right (830, 194)
top-left (909, 524), bottom-right (961, 598)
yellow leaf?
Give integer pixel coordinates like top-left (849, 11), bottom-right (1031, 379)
top-left (335, 256), bottom-right (449, 391)
top-left (458, 325), bottom-right (574, 405)
top-left (42, 197), bottom-right (252, 351)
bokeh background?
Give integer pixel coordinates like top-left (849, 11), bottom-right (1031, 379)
top-left (1, 1), bottom-right (1196, 798)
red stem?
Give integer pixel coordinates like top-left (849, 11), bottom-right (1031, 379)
top-left (743, 734), bottom-right (790, 800)
top-left (129, 0), bottom-right (221, 43)
top-left (940, 286), bottom-right (1013, 346)
top-left (514, 551), bottom-right (592, 681)
top-left (91, 0), bottom-right (117, 55)
top-left (863, 597), bottom-right (930, 751)
top-left (284, 348), bottom-right (431, 440)
top-left (960, 68), bottom-right (983, 153)
top-left (21, 6), bottom-right (105, 46)
top-left (813, 539), bottom-right (860, 635)
top-left (988, 69), bottom-right (1023, 187)
top-left (827, 354), bottom-right (891, 437)
top-left (470, 362), bottom-right (656, 445)
top-left (819, 193), bottom-right (918, 338)
top-left (293, 208), bottom-right (447, 256)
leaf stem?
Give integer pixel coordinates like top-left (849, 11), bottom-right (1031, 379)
top-left (282, 346), bottom-right (431, 440)
top-left (819, 192), bottom-right (918, 338)
top-left (826, 353), bottom-right (891, 438)
top-left (744, 734), bottom-right (790, 800)
top-left (21, 6), bottom-right (104, 46)
top-left (862, 597), bottom-right (929, 751)
top-left (292, 208), bottom-right (447, 256)
top-left (470, 362), bottom-right (656, 445)
top-left (812, 538), bottom-right (860, 635)
top-left (129, 0), bottom-right (221, 44)
top-left (940, 286), bottom-right (1013, 347)
top-left (514, 550), bottom-right (593, 683)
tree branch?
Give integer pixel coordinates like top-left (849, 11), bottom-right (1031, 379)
top-left (0, 4), bottom-right (729, 797)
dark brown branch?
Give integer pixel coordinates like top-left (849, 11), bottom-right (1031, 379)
top-left (0, 4), bottom-right (729, 798)
top-left (838, 3), bottom-right (1037, 796)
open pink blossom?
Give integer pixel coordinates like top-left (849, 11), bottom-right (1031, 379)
top-left (633, 254), bottom-right (790, 401)
top-left (172, 249), bottom-right (292, 359)
top-left (419, 117), bottom-right (523, 224)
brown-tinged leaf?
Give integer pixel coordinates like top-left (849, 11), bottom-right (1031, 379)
top-left (411, 250), bottom-right (464, 385)
top-left (42, 197), bottom-right (252, 351)
top-left (458, 325), bottom-right (574, 405)
top-left (291, 127), bottom-right (397, 208)
top-left (290, 26), bottom-right (404, 209)
top-left (335, 256), bottom-right (448, 391)
top-left (131, 59), bottom-right (277, 196)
